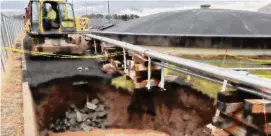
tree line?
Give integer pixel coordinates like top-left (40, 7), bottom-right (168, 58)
top-left (82, 14), bottom-right (140, 21)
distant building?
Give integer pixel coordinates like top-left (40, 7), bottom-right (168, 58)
top-left (94, 7), bottom-right (271, 49)
top-left (258, 3), bottom-right (271, 13)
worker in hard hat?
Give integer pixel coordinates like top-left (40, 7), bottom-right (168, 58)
top-left (43, 4), bottom-right (58, 30)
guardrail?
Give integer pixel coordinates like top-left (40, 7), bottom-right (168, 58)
top-left (85, 34), bottom-right (271, 100)
top-left (0, 13), bottom-right (24, 72)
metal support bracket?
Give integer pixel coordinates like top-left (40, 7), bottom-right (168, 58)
top-left (159, 62), bottom-right (166, 91)
top-left (94, 40), bottom-right (97, 54)
top-left (214, 80), bottom-right (228, 122)
top-left (146, 57), bottom-right (151, 90)
top-left (123, 48), bottom-right (127, 73)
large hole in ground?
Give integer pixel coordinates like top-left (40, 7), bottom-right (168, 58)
top-left (32, 81), bottom-right (215, 136)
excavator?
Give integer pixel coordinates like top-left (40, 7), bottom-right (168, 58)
top-left (23, 0), bottom-right (89, 58)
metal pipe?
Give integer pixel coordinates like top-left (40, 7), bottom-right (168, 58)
top-left (86, 34), bottom-right (271, 91)
top-left (153, 61), bottom-right (271, 100)
top-left (236, 86), bottom-right (271, 100)
top-left (152, 61), bottom-right (227, 86)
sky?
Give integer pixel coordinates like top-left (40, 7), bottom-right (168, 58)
top-left (0, 0), bottom-right (271, 16)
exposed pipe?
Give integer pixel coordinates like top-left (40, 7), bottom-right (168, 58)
top-left (153, 61), bottom-right (271, 100)
top-left (85, 34), bottom-right (271, 92)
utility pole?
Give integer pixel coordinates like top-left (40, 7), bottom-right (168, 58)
top-left (107, 0), bottom-right (110, 21)
top-left (85, 0), bottom-right (88, 15)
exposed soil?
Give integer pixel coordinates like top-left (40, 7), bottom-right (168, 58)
top-left (46, 129), bottom-right (169, 136)
top-left (32, 81), bottom-right (215, 136)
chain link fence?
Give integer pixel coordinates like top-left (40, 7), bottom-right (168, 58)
top-left (1, 13), bottom-right (24, 72)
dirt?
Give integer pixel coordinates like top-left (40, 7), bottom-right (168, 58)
top-left (32, 82), bottom-right (215, 136)
top-left (1, 51), bottom-right (24, 136)
top-left (44, 129), bottom-right (169, 136)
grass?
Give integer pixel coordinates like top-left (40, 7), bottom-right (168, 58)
top-left (166, 69), bottom-right (231, 101)
top-left (166, 57), bottom-right (270, 100)
top-left (111, 75), bottom-right (135, 93)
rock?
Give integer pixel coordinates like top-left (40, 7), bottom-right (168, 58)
top-left (55, 126), bottom-right (61, 131)
top-left (90, 122), bottom-right (96, 127)
top-left (66, 111), bottom-right (76, 119)
top-left (86, 102), bottom-right (97, 110)
top-left (69, 126), bottom-right (76, 132)
top-left (91, 99), bottom-right (99, 105)
top-left (90, 112), bottom-right (97, 120)
top-left (49, 97), bottom-right (108, 132)
top-left (95, 104), bottom-right (105, 112)
top-left (80, 107), bottom-right (90, 113)
top-left (93, 118), bottom-right (102, 123)
top-left (79, 122), bottom-right (88, 129)
top-left (97, 111), bottom-right (107, 118)
top-left (69, 118), bottom-right (77, 126)
top-left (81, 113), bottom-right (88, 121)
top-left (183, 114), bottom-right (191, 121)
top-left (64, 118), bottom-right (68, 125)
top-left (84, 119), bottom-right (92, 125)
top-left (101, 121), bottom-right (107, 129)
top-left (83, 126), bottom-right (93, 132)
top-left (76, 126), bottom-right (82, 131)
top-left (76, 110), bottom-right (83, 122)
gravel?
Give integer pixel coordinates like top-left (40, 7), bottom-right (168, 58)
top-left (49, 98), bottom-right (108, 132)
top-left (1, 52), bottom-right (24, 136)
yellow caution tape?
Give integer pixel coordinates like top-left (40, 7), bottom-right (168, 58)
top-left (170, 48), bottom-right (271, 63)
top-left (2, 46), bottom-right (270, 63)
top-left (227, 53), bottom-right (271, 63)
top-left (1, 46), bottom-right (123, 59)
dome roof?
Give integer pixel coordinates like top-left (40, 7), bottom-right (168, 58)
top-left (98, 9), bottom-right (271, 37)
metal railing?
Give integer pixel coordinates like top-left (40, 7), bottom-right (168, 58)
top-left (0, 13), bottom-right (24, 72)
top-left (86, 34), bottom-right (271, 100)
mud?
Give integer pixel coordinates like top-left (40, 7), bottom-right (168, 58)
top-left (32, 82), bottom-right (215, 136)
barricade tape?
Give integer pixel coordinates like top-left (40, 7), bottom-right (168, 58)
top-left (1, 46), bottom-right (123, 59)
top-left (2, 46), bottom-right (271, 63)
top-left (170, 48), bottom-right (271, 63)
top-left (227, 53), bottom-right (271, 63)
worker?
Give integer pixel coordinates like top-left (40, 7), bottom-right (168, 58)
top-left (43, 4), bottom-right (58, 30)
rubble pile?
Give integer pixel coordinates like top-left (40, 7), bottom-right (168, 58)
top-left (49, 98), bottom-right (108, 132)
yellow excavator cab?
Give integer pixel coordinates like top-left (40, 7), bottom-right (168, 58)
top-left (23, 0), bottom-right (89, 57)
top-left (24, 0), bottom-right (77, 36)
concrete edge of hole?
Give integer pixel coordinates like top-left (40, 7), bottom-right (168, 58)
top-left (22, 47), bottom-right (38, 136)
top-left (23, 82), bottom-right (39, 136)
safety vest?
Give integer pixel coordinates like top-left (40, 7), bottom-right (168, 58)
top-left (47, 9), bottom-right (56, 20)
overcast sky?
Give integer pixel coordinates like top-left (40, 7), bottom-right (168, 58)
top-left (0, 0), bottom-right (271, 16)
